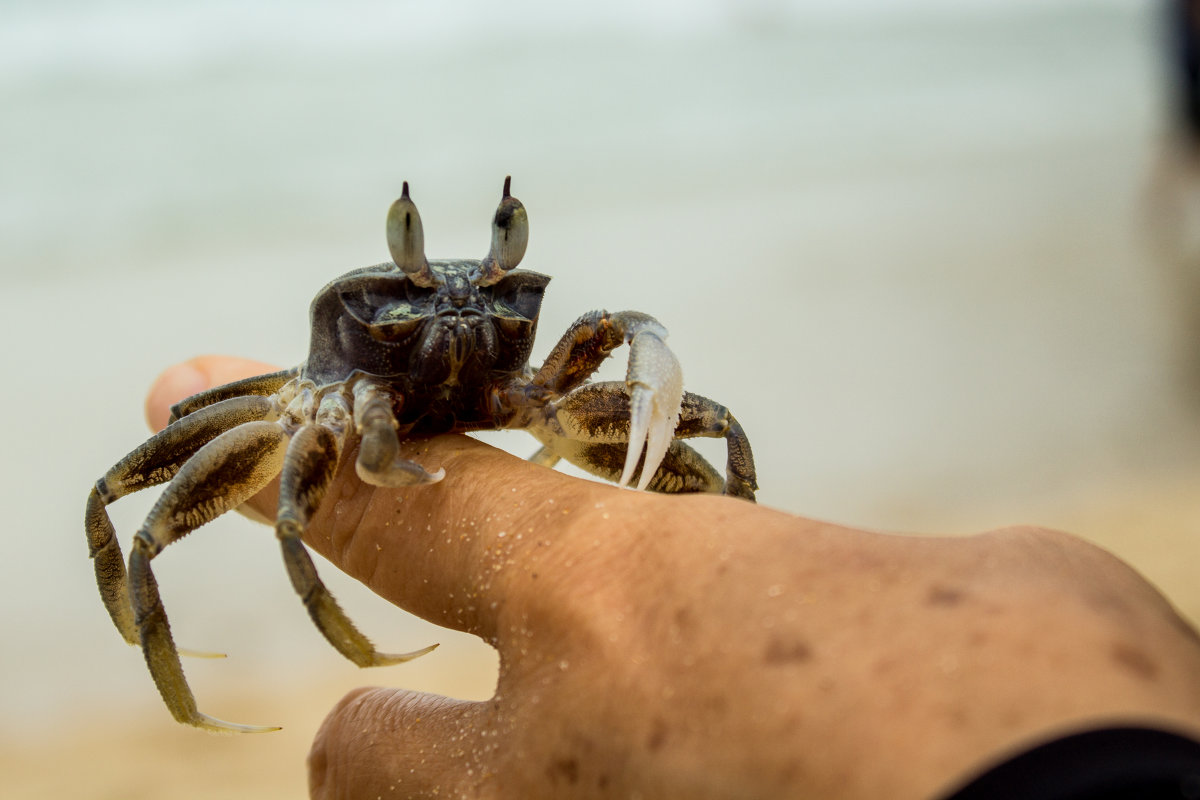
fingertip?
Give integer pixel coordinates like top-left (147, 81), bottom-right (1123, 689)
top-left (145, 361), bottom-right (208, 431)
top-left (144, 355), bottom-right (280, 432)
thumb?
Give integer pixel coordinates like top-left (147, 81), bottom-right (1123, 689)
top-left (309, 687), bottom-right (494, 800)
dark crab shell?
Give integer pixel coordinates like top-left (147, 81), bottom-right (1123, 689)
top-left (306, 261), bottom-right (550, 388)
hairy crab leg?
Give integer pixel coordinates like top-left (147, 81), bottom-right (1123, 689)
top-left (671, 391), bottom-right (758, 501)
top-left (86, 394), bottom-right (278, 647)
top-left (168, 366), bottom-right (299, 424)
top-left (277, 421), bottom-right (437, 667)
top-left (128, 420), bottom-right (289, 733)
top-left (530, 309), bottom-right (620, 394)
top-left (549, 439), bottom-right (723, 494)
top-left (531, 385), bottom-right (758, 501)
top-left (531, 310), bottom-right (683, 492)
top-left (643, 440), bottom-right (725, 493)
top-left (352, 381), bottom-right (444, 487)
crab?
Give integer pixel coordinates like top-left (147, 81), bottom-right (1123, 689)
top-left (85, 178), bottom-right (758, 732)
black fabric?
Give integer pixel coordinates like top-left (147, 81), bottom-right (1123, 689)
top-left (939, 727), bottom-right (1200, 800)
top-left (1167, 1), bottom-right (1200, 142)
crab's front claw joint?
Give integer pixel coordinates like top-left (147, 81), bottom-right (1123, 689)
top-left (619, 321), bottom-right (683, 490)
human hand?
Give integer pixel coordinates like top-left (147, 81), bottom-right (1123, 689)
top-left (148, 356), bottom-right (1200, 800)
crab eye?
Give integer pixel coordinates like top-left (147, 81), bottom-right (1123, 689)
top-left (476, 176), bottom-right (529, 286)
top-left (387, 182), bottom-right (437, 288)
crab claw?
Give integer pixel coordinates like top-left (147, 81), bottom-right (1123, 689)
top-left (619, 322), bottom-right (683, 491)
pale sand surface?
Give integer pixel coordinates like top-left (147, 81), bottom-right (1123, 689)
top-left (3, 647), bottom-right (499, 799)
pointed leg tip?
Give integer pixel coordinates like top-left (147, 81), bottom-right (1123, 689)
top-left (373, 642), bottom-right (439, 666)
top-left (195, 713), bottom-right (282, 734)
top-left (355, 461), bottom-right (446, 488)
top-left (178, 646), bottom-right (228, 659)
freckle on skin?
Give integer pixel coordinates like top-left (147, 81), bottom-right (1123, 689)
top-left (546, 757), bottom-right (580, 785)
top-left (1110, 641), bottom-right (1160, 682)
top-left (647, 718), bottom-right (669, 752)
top-left (927, 584), bottom-right (968, 607)
top-left (764, 637), bottom-right (814, 665)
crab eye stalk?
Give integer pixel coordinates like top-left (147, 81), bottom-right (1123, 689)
top-left (387, 182), bottom-right (437, 287)
top-left (476, 175), bottom-right (529, 286)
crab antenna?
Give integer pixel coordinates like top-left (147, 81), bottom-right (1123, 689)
top-left (387, 182), bottom-right (436, 287)
top-left (477, 175), bottom-right (528, 286)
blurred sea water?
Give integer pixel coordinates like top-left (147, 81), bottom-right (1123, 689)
top-left (3, 0), bottom-right (1200, 793)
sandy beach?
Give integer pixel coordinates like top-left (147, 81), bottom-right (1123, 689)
top-left (4, 1), bottom-right (1200, 796)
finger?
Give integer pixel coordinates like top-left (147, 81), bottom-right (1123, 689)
top-left (297, 430), bottom-right (620, 638)
top-left (145, 355), bottom-right (280, 431)
top-left (141, 357), bottom-right (686, 640)
top-left (308, 687), bottom-right (492, 800)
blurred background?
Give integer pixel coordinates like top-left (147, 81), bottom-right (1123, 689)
top-left (4, 0), bottom-right (1200, 796)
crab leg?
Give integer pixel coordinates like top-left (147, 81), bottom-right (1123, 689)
top-left (533, 385), bottom-right (758, 501)
top-left (674, 392), bottom-right (757, 501)
top-left (86, 394), bottom-right (278, 646)
top-left (352, 380), bottom-right (444, 487)
top-left (528, 445), bottom-right (561, 468)
top-left (276, 422), bottom-right (437, 667)
top-left (546, 437), bottom-right (726, 494)
top-left (168, 366), bottom-right (298, 424)
top-left (532, 310), bottom-right (683, 491)
top-left (645, 440), bottom-right (726, 493)
top-left (128, 420), bottom-right (289, 733)
top-left (531, 309), bottom-right (621, 394)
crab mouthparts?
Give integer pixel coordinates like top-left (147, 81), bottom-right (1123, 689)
top-left (428, 311), bottom-right (485, 385)
top-left (448, 322), bottom-right (472, 368)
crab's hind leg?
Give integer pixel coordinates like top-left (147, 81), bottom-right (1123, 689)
top-left (128, 420), bottom-right (289, 733)
top-left (276, 403), bottom-right (437, 667)
top-left (673, 391), bottom-right (757, 500)
top-left (169, 366), bottom-right (299, 424)
top-left (535, 384), bottom-right (758, 501)
top-left (558, 439), bottom-right (724, 494)
top-left (86, 394), bottom-right (278, 646)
